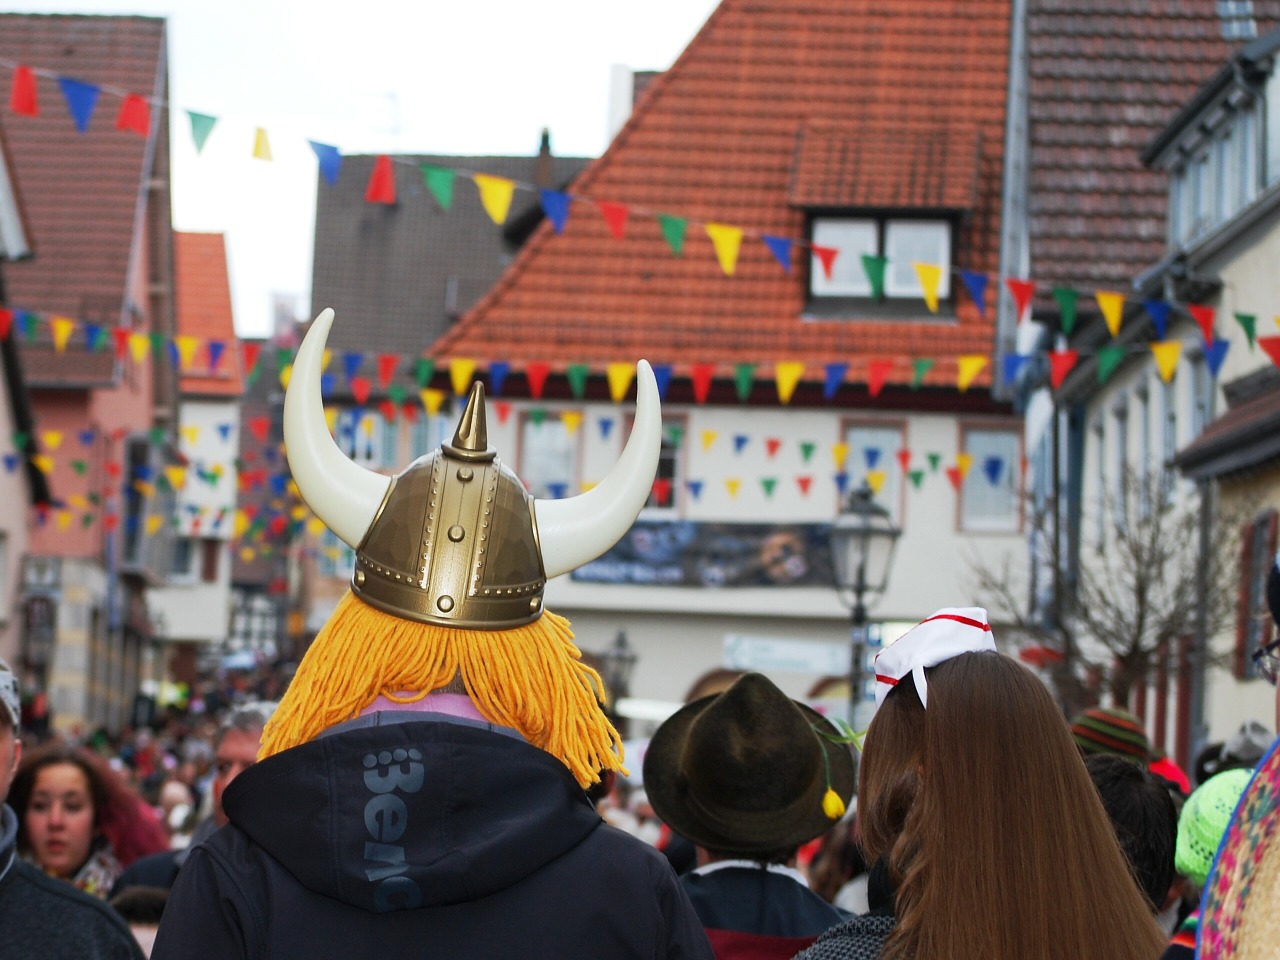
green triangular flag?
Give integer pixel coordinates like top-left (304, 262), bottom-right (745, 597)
top-left (529, 408), bottom-right (546, 427)
top-left (87, 492), bottom-right (101, 506)
top-left (415, 358), bottom-right (435, 389)
top-left (566, 363), bottom-right (589, 399)
top-left (421, 164), bottom-right (455, 210)
top-left (927, 452), bottom-right (941, 472)
top-left (911, 358), bottom-right (936, 389)
top-left (149, 331), bottom-right (166, 355)
top-left (761, 477), bottom-right (778, 498)
top-left (1096, 344), bottom-right (1126, 384)
top-left (275, 347), bottom-right (294, 371)
top-left (658, 215), bottom-right (687, 256)
top-left (1234, 312), bottom-right (1257, 349)
top-left (1052, 287), bottom-right (1079, 336)
top-left (799, 441), bottom-right (816, 464)
top-left (188, 111), bottom-right (217, 154)
top-left (148, 427), bottom-right (166, 446)
top-left (71, 460), bottom-right (87, 475)
top-left (909, 469), bottom-right (925, 489)
top-left (388, 384), bottom-right (406, 406)
top-left (82, 514), bottom-right (95, 528)
top-left (861, 254), bottom-right (887, 299)
top-left (11, 432), bottom-right (28, 450)
top-left (156, 474), bottom-right (172, 492)
top-left (734, 363), bottom-right (755, 402)
top-left (664, 423), bottom-right (685, 447)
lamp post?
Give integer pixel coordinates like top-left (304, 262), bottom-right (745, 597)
top-left (599, 630), bottom-right (638, 734)
top-left (829, 483), bottom-right (901, 728)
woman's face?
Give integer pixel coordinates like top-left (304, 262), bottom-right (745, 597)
top-left (25, 762), bottom-right (95, 878)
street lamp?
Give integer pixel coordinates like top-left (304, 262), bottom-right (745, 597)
top-left (829, 483), bottom-right (901, 726)
top-left (598, 630), bottom-right (638, 730)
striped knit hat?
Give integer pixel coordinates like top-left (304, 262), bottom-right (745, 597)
top-left (1071, 706), bottom-right (1150, 762)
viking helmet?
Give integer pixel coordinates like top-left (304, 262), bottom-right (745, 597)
top-left (284, 309), bottom-right (662, 629)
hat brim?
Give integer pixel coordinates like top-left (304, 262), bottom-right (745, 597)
top-left (642, 692), bottom-right (856, 855)
top-left (1199, 734), bottom-right (1280, 958)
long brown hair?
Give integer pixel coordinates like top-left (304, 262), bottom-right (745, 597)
top-left (859, 652), bottom-right (1166, 960)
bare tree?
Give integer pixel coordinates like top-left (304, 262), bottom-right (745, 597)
top-left (970, 467), bottom-right (1243, 715)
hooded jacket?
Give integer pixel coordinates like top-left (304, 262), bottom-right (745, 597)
top-left (152, 714), bottom-right (712, 960)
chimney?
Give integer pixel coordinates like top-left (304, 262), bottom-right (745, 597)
top-left (534, 128), bottom-right (553, 189)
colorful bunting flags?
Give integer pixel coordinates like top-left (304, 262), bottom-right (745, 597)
top-left (540, 190), bottom-right (571, 233)
top-left (310, 142), bottom-right (343, 186)
top-left (473, 175), bottom-right (514, 225)
top-left (252, 127), bottom-right (272, 161)
top-left (961, 270), bottom-right (988, 317)
top-left (366, 155), bottom-right (396, 204)
top-left (1095, 291), bottom-right (1126, 337)
top-left (658, 215), bottom-right (687, 256)
top-left (1006, 278), bottom-right (1036, 323)
top-left (706, 223), bottom-right (743, 275)
top-left (188, 111), bottom-right (217, 153)
top-left (597, 201), bottom-right (629, 240)
top-left (115, 94), bottom-right (150, 136)
top-left (606, 363), bottom-right (634, 403)
top-left (10, 66), bottom-right (38, 117)
top-left (1052, 287), bottom-right (1079, 335)
top-left (58, 77), bottom-right (99, 132)
top-left (422, 164), bottom-right (455, 210)
top-left (775, 363), bottom-right (804, 405)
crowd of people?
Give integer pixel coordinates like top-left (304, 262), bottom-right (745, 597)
top-left (2, 312), bottom-right (1279, 959)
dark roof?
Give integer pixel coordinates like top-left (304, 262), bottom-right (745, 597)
top-left (1026, 0), bottom-right (1280, 294)
top-left (432, 0), bottom-right (1012, 389)
top-left (1174, 366), bottom-right (1280, 480)
top-left (310, 151), bottom-right (590, 361)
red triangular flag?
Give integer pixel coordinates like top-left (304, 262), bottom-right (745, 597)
top-left (1259, 337), bottom-right (1280, 369)
top-left (867, 359), bottom-right (892, 398)
top-left (525, 362), bottom-right (551, 399)
top-left (378, 399), bottom-right (397, 422)
top-left (376, 353), bottom-right (398, 388)
top-left (10, 65), bottom-right (38, 116)
top-left (113, 327), bottom-right (131, 360)
top-left (1188, 304), bottom-right (1216, 345)
top-left (811, 245), bottom-right (838, 280)
top-left (401, 401), bottom-right (417, 423)
top-left (945, 465), bottom-right (963, 490)
top-left (691, 364), bottom-right (715, 404)
top-left (651, 477), bottom-right (672, 505)
top-left (103, 513), bottom-right (120, 532)
top-left (365, 155), bottom-right (396, 204)
top-left (0, 309), bottom-right (12, 340)
top-left (796, 476), bottom-right (813, 496)
top-left (597, 201), bottom-right (629, 240)
top-left (350, 376), bottom-right (372, 406)
top-left (115, 93), bottom-right (151, 137)
top-left (248, 416), bottom-right (271, 443)
top-left (1049, 349), bottom-right (1079, 389)
top-left (896, 449), bottom-right (911, 473)
top-left (1006, 278), bottom-right (1036, 321)
top-left (105, 461), bottom-right (123, 479)
top-left (241, 341), bottom-right (262, 375)
top-left (765, 438), bottom-right (782, 459)
top-left (494, 401), bottom-right (513, 425)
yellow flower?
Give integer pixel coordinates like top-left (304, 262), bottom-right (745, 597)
top-left (822, 787), bottom-right (846, 820)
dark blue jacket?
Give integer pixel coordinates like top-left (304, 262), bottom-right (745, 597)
top-left (153, 714), bottom-right (712, 960)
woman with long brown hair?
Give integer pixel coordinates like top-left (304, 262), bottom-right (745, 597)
top-left (797, 608), bottom-right (1167, 960)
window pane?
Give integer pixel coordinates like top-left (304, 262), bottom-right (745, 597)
top-left (519, 414), bottom-right (578, 499)
top-left (885, 221), bottom-right (950, 298)
top-left (410, 414), bottom-right (449, 461)
top-left (1239, 104), bottom-right (1258, 206)
top-left (811, 219), bottom-right (877, 296)
top-left (961, 429), bottom-right (1020, 531)
top-left (643, 418), bottom-right (685, 511)
top-left (317, 529), bottom-right (355, 579)
top-left (339, 409), bottom-right (384, 467)
top-left (844, 424), bottom-right (903, 525)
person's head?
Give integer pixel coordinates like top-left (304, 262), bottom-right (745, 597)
top-left (212, 702), bottom-right (272, 828)
top-left (859, 612), bottom-right (1166, 960)
top-left (1175, 768), bottom-right (1252, 889)
top-left (642, 672), bottom-right (855, 865)
top-left (262, 310), bottom-right (662, 789)
top-left (108, 885), bottom-right (167, 957)
top-left (1084, 753), bottom-right (1177, 912)
top-left (1196, 720), bottom-right (1273, 786)
top-left (1070, 706), bottom-right (1151, 764)
top-left (11, 741), bottom-right (167, 877)
top-left (0, 658), bottom-right (22, 803)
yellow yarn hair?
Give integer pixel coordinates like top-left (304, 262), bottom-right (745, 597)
top-left (259, 591), bottom-right (625, 788)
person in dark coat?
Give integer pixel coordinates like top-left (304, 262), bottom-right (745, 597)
top-left (643, 672), bottom-right (856, 959)
top-left (152, 309), bottom-right (710, 960)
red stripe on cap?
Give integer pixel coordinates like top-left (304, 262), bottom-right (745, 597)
top-left (875, 675), bottom-right (899, 686)
top-left (918, 613), bottom-right (991, 631)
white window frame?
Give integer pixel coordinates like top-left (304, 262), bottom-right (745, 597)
top-left (842, 420), bottom-right (905, 527)
top-left (959, 426), bottom-right (1022, 534)
top-left (517, 409), bottom-right (581, 500)
top-left (634, 414), bottom-right (687, 517)
top-left (810, 216), bottom-right (951, 301)
top-left (317, 529), bottom-right (356, 580)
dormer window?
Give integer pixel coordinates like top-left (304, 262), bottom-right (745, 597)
top-left (810, 216), bottom-right (952, 300)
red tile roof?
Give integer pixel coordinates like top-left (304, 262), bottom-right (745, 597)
top-left (432, 0), bottom-right (1012, 390)
top-left (175, 232), bottom-right (242, 397)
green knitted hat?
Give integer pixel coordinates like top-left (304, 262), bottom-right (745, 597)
top-left (1175, 768), bottom-right (1252, 886)
top-left (1070, 706), bottom-right (1150, 761)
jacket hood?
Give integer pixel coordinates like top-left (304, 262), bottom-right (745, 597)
top-left (222, 715), bottom-right (603, 912)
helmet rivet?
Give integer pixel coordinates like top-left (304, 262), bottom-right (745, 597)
top-left (354, 570), bottom-right (365, 585)
top-left (457, 467), bottom-right (474, 482)
top-left (529, 597), bottom-right (541, 612)
top-left (447, 524), bottom-right (465, 543)
top-left (437, 595), bottom-right (455, 612)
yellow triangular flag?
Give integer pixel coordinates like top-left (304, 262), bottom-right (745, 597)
top-left (56, 511), bottom-right (73, 531)
top-left (146, 515), bottom-right (164, 536)
top-left (1096, 291), bottom-right (1126, 337)
top-left (913, 262), bottom-right (943, 313)
top-left (287, 479), bottom-right (300, 498)
top-left (956, 452), bottom-right (973, 478)
top-left (41, 430), bottom-right (63, 450)
top-left (134, 480), bottom-right (155, 498)
top-left (580, 481), bottom-right (598, 493)
top-left (725, 478), bottom-right (742, 499)
top-left (701, 430), bottom-right (718, 453)
top-left (420, 388), bottom-right (446, 416)
top-left (69, 494), bottom-right (88, 510)
top-left (866, 469), bottom-right (886, 494)
top-left (321, 349), bottom-right (332, 372)
top-left (606, 363), bottom-right (635, 403)
top-left (1151, 340), bottom-right (1182, 383)
top-left (51, 316), bottom-right (76, 352)
top-left (360, 417), bottom-right (375, 437)
top-left (473, 175), bottom-right (515, 225)
top-left (561, 411), bottom-right (583, 436)
top-left (290, 504), bottom-right (308, 521)
top-left (279, 363), bottom-right (292, 389)
top-left (31, 454), bottom-right (54, 475)
top-left (705, 223), bottom-right (743, 276)
top-left (234, 511), bottom-right (250, 539)
top-left (165, 466), bottom-right (187, 490)
top-left (181, 425), bottom-right (200, 446)
top-left (775, 362), bottom-right (805, 405)
top-left (449, 358), bottom-right (477, 396)
top-left (956, 355), bottom-right (988, 392)
top-left (175, 335), bottom-right (200, 370)
top-left (831, 441), bottom-right (849, 469)
top-left (324, 407), bottom-right (339, 433)
top-left (253, 127), bottom-right (272, 161)
top-left (129, 332), bottom-right (150, 363)
top-left (306, 517), bottom-right (326, 536)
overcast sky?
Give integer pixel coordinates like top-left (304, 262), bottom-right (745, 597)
top-left (8, 0), bottom-right (721, 336)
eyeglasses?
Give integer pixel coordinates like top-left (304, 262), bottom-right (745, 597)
top-left (1253, 637), bottom-right (1280, 686)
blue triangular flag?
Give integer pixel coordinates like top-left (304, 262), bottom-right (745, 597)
top-left (135, 465), bottom-right (153, 481)
top-left (166, 341), bottom-right (180, 367)
top-left (2, 455), bottom-right (17, 474)
top-left (762, 235), bottom-right (792, 273)
top-left (651, 364), bottom-right (673, 400)
top-left (539, 190), bottom-right (570, 233)
top-left (547, 482), bottom-right (568, 499)
top-left (686, 480), bottom-right (704, 501)
top-left (264, 446), bottom-right (278, 463)
top-left (207, 340), bottom-right (226, 370)
top-left (217, 423), bottom-right (234, 442)
top-left (834, 471), bottom-right (850, 496)
top-left (342, 352), bottom-right (363, 383)
top-left (960, 270), bottom-right (989, 318)
top-left (983, 456), bottom-right (1004, 486)
top-left (270, 473), bottom-right (288, 496)
top-left (16, 312), bottom-right (36, 340)
top-left (598, 418), bottom-right (615, 440)
top-left (1002, 353), bottom-right (1029, 386)
top-left (1143, 299), bottom-right (1170, 340)
top-left (309, 141), bottom-right (343, 186)
top-left (864, 447), bottom-right (881, 469)
top-left (824, 363), bottom-right (847, 401)
top-left (84, 323), bottom-right (105, 352)
top-left (734, 435), bottom-right (749, 454)
top-left (320, 373), bottom-right (336, 398)
top-left (488, 361), bottom-right (509, 397)
top-left (78, 429), bottom-right (96, 447)
top-left (1206, 337), bottom-right (1231, 378)
top-left (58, 77), bottom-right (100, 133)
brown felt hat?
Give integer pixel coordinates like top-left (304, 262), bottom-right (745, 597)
top-left (642, 672), bottom-right (855, 855)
